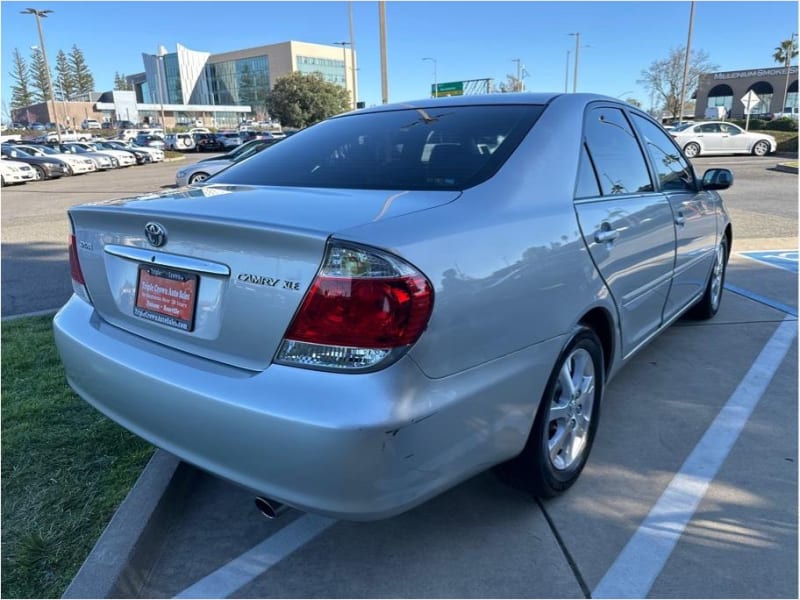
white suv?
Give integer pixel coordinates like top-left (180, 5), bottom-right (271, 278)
top-left (82, 119), bottom-right (101, 130)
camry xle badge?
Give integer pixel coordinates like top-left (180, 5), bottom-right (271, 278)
top-left (144, 222), bottom-right (167, 247)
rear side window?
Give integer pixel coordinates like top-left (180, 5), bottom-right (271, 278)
top-left (211, 105), bottom-right (544, 191)
top-left (584, 107), bottom-right (653, 196)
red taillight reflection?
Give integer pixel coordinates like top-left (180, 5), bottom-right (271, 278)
top-left (285, 275), bottom-right (433, 348)
top-left (69, 235), bottom-right (85, 285)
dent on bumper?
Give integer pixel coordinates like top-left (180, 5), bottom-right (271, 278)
top-left (53, 296), bottom-right (561, 520)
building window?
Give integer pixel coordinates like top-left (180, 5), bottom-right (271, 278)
top-left (205, 55), bottom-right (269, 111)
top-left (296, 55), bottom-right (346, 86)
top-left (706, 84), bottom-right (733, 113)
top-left (747, 81), bottom-right (773, 115)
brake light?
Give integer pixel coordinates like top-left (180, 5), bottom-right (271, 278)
top-left (69, 234), bottom-right (92, 304)
top-left (277, 243), bottom-right (433, 371)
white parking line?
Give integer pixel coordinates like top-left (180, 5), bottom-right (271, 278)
top-left (593, 317), bottom-right (797, 599)
top-left (173, 514), bottom-right (337, 599)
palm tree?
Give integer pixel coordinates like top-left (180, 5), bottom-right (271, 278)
top-left (773, 36), bottom-right (798, 115)
top-left (773, 39), bottom-right (798, 67)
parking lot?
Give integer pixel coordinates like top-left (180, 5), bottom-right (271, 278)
top-left (3, 154), bottom-right (797, 598)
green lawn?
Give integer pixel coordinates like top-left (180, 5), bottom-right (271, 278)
top-left (1, 315), bottom-right (153, 599)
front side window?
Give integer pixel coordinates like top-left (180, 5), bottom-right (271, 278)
top-left (583, 106), bottom-right (652, 196)
top-left (212, 105), bottom-right (544, 191)
top-left (631, 113), bottom-right (695, 192)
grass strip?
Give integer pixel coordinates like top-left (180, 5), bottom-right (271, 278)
top-left (2, 315), bottom-right (153, 599)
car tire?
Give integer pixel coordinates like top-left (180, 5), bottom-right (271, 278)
top-left (752, 140), bottom-right (770, 157)
top-left (688, 235), bottom-right (728, 320)
top-left (32, 165), bottom-right (45, 181)
top-left (500, 326), bottom-right (604, 498)
top-left (188, 172), bottom-right (209, 184)
top-left (683, 142), bottom-right (701, 158)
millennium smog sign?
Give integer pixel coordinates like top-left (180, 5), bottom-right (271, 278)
top-left (713, 67), bottom-right (798, 80)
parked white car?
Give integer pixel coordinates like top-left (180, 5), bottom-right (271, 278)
top-left (669, 121), bottom-right (777, 157)
top-left (75, 142), bottom-right (138, 167)
top-left (0, 158), bottom-right (36, 185)
top-left (216, 132), bottom-right (243, 149)
top-left (165, 133), bottom-right (196, 151)
top-left (14, 143), bottom-right (97, 174)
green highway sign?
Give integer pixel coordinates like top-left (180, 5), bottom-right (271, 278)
top-left (433, 81), bottom-right (464, 97)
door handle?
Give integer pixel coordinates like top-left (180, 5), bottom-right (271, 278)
top-left (594, 227), bottom-right (620, 244)
top-left (675, 212), bottom-right (686, 227)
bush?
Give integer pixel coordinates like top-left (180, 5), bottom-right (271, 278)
top-left (730, 118), bottom-right (767, 130)
top-left (765, 118), bottom-right (799, 132)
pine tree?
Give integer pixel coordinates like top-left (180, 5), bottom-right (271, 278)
top-left (55, 49), bottom-right (76, 100)
top-left (114, 72), bottom-right (132, 91)
top-left (69, 44), bottom-right (95, 95)
top-left (9, 48), bottom-right (34, 109)
top-left (29, 47), bottom-right (51, 103)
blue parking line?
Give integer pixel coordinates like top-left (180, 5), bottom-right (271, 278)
top-left (739, 250), bottom-right (798, 273)
top-left (724, 284), bottom-right (798, 317)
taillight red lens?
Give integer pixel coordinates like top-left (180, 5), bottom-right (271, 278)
top-left (69, 234), bottom-right (85, 285)
top-left (285, 274), bottom-right (433, 348)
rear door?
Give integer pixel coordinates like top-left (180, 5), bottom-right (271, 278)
top-left (573, 105), bottom-right (676, 357)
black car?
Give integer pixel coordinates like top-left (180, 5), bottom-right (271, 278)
top-left (198, 138), bottom-right (278, 162)
top-left (193, 133), bottom-right (224, 152)
top-left (0, 145), bottom-right (68, 180)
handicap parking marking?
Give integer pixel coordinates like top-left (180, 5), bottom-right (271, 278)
top-left (738, 250), bottom-right (798, 273)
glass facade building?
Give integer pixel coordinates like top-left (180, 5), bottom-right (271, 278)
top-left (206, 55), bottom-right (270, 107)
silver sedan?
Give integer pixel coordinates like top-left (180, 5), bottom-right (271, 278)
top-left (54, 93), bottom-right (733, 520)
top-left (669, 120), bottom-right (777, 157)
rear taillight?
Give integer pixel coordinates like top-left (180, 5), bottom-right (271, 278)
top-left (68, 234), bottom-right (92, 305)
top-left (276, 243), bottom-right (433, 371)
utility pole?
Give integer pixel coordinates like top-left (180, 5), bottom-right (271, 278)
top-left (423, 57), bottom-right (438, 97)
top-left (348, 1), bottom-right (358, 109)
top-left (678, 1), bottom-right (696, 123)
top-left (568, 32), bottom-right (582, 92)
top-left (379, 1), bottom-right (389, 104)
top-left (512, 58), bottom-right (522, 91)
top-left (22, 8), bottom-right (61, 144)
top-left (565, 50), bottom-right (570, 93)
top-left (334, 41), bottom-right (352, 108)
top-left (781, 32), bottom-right (798, 115)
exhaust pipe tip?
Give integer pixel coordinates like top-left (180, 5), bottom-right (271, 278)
top-left (254, 496), bottom-right (288, 520)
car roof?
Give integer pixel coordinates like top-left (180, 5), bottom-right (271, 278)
top-left (347, 92), bottom-right (617, 116)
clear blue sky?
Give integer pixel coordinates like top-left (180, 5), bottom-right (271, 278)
top-left (2, 0), bottom-right (797, 112)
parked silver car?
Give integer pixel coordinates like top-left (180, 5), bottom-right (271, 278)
top-left (669, 120), bottom-right (777, 157)
top-left (54, 94), bottom-right (733, 520)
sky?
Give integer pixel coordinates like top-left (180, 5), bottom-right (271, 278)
top-left (1, 0), bottom-right (797, 114)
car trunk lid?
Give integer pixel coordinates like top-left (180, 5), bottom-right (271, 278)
top-left (69, 184), bottom-right (459, 371)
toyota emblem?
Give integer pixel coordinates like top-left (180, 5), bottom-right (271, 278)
top-left (144, 222), bottom-right (167, 247)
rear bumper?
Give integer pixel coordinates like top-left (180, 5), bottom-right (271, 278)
top-left (53, 296), bottom-right (560, 520)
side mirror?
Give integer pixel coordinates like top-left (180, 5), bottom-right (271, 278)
top-left (701, 168), bottom-right (733, 190)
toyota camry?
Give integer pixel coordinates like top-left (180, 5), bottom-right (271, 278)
top-left (54, 93), bottom-right (733, 520)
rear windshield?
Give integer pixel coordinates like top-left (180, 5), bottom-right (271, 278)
top-left (211, 104), bottom-right (544, 191)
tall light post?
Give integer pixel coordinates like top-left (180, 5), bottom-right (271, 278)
top-left (155, 45), bottom-right (168, 130)
top-left (564, 50), bottom-right (571, 93)
top-left (21, 8), bottom-right (61, 143)
top-left (348, 1), bottom-right (358, 109)
top-left (422, 57), bottom-right (438, 97)
top-left (334, 41), bottom-right (353, 109)
top-left (568, 32), bottom-right (580, 93)
top-left (678, 1), bottom-right (696, 123)
top-left (781, 32), bottom-right (798, 114)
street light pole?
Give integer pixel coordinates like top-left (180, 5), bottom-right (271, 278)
top-left (569, 32), bottom-right (580, 93)
top-left (155, 46), bottom-right (168, 131)
top-left (22, 8), bottom-right (61, 144)
top-left (781, 32), bottom-right (798, 115)
top-left (348, 1), bottom-right (358, 109)
top-left (334, 41), bottom-right (352, 109)
top-left (565, 50), bottom-right (570, 93)
top-left (422, 57), bottom-right (438, 97)
top-left (678, 1), bottom-right (696, 123)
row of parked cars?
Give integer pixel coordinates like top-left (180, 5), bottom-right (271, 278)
top-left (164, 129), bottom-right (284, 152)
top-left (0, 139), bottom-right (164, 186)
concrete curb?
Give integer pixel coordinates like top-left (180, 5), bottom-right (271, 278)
top-left (1, 308), bottom-right (58, 322)
top-left (775, 162), bottom-right (799, 174)
top-left (63, 450), bottom-right (196, 599)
